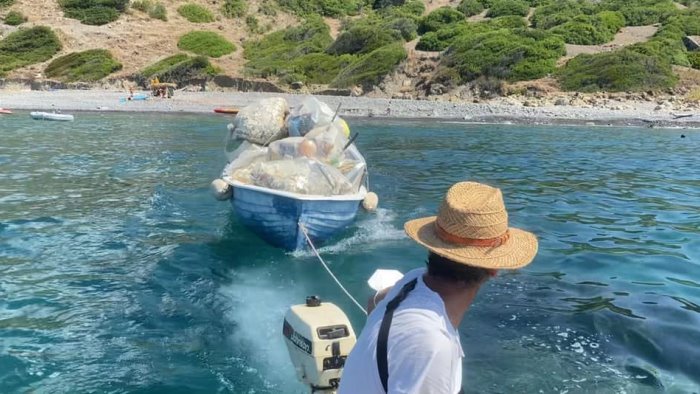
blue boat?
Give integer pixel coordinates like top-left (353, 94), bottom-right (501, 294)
top-left (222, 178), bottom-right (367, 250)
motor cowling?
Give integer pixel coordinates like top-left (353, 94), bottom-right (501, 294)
top-left (283, 296), bottom-right (356, 391)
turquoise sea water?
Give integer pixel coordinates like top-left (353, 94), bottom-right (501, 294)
top-left (1, 112), bottom-right (699, 393)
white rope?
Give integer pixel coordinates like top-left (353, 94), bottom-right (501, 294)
top-left (299, 223), bottom-right (367, 316)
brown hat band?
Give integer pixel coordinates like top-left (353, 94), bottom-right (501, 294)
top-left (435, 223), bottom-right (511, 247)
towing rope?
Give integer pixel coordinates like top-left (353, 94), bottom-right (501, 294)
top-left (299, 223), bottom-right (367, 316)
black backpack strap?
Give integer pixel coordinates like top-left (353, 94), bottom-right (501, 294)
top-left (376, 278), bottom-right (418, 393)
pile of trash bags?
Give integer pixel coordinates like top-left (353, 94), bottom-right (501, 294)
top-left (222, 97), bottom-right (366, 196)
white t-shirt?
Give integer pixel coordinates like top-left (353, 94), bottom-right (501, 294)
top-left (339, 268), bottom-right (464, 394)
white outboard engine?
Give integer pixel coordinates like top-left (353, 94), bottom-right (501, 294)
top-left (283, 296), bottom-right (356, 393)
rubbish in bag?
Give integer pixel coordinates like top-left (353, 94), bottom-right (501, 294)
top-left (267, 137), bottom-right (306, 161)
top-left (228, 98), bottom-right (289, 145)
top-left (223, 142), bottom-right (269, 184)
top-left (287, 97), bottom-right (349, 137)
top-left (250, 158), bottom-right (353, 196)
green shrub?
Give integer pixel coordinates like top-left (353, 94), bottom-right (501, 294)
top-left (629, 38), bottom-right (690, 67)
top-left (259, 0), bottom-right (277, 16)
top-left (595, 11), bottom-right (625, 35)
top-left (59, 0), bottom-right (128, 25)
top-left (377, 0), bottom-right (424, 21)
top-left (45, 49), bottom-right (122, 82)
top-left (131, 0), bottom-right (152, 12)
top-left (558, 49), bottom-right (677, 92)
top-left (457, 0), bottom-right (484, 17)
top-left (222, 0), bottom-right (247, 18)
top-left (418, 7), bottom-right (465, 34)
top-left (150, 3), bottom-right (167, 20)
top-left (0, 0), bottom-right (14, 7)
top-left (246, 15), bottom-right (265, 33)
top-left (550, 20), bottom-right (611, 45)
top-left (290, 52), bottom-right (356, 84)
top-left (416, 16), bottom-right (527, 51)
top-left (374, 0), bottom-right (405, 8)
top-left (178, 31), bottom-right (236, 57)
top-left (244, 18), bottom-right (333, 78)
top-left (688, 52), bottom-right (700, 70)
top-left (4, 10), bottom-right (25, 25)
top-left (132, 0), bottom-right (167, 21)
top-left (277, 0), bottom-right (364, 17)
top-left (0, 26), bottom-right (62, 76)
top-left (531, 0), bottom-right (598, 29)
top-left (442, 28), bottom-right (565, 82)
top-left (599, 0), bottom-right (677, 26)
top-left (327, 20), bottom-right (403, 55)
top-left (139, 54), bottom-right (218, 85)
top-left (178, 4), bottom-right (214, 23)
top-left (141, 53), bottom-right (191, 77)
top-left (331, 43), bottom-right (407, 88)
top-left (486, 0), bottom-right (529, 17)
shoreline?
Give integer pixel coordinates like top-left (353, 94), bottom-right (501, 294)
top-left (2, 90), bottom-right (700, 128)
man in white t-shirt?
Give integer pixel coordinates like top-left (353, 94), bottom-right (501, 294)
top-left (339, 182), bottom-right (538, 394)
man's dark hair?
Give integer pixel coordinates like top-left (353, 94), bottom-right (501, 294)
top-left (426, 252), bottom-right (491, 286)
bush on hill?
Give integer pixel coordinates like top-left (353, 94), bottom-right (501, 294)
top-left (598, 0), bottom-right (676, 26)
top-left (178, 31), bottom-right (236, 57)
top-left (441, 28), bottom-right (565, 82)
top-left (486, 0), bottom-right (529, 17)
top-left (244, 18), bottom-right (333, 78)
top-left (558, 49), bottom-right (677, 92)
top-left (178, 4), bottom-right (215, 23)
top-left (0, 26), bottom-right (62, 76)
top-left (4, 10), bottom-right (26, 25)
top-left (457, 0), bottom-right (484, 17)
top-left (45, 49), bottom-right (122, 82)
top-left (373, 0), bottom-right (405, 8)
top-left (416, 16), bottom-right (527, 51)
top-left (0, 0), bottom-right (14, 7)
top-left (289, 52), bottom-right (356, 84)
top-left (59, 0), bottom-right (129, 25)
top-left (138, 54), bottom-right (218, 86)
top-left (376, 0), bottom-right (425, 22)
top-left (418, 7), bottom-right (465, 34)
top-left (688, 52), bottom-right (700, 70)
top-left (530, 0), bottom-right (598, 30)
top-left (331, 43), bottom-right (407, 88)
top-left (222, 0), bottom-right (247, 18)
top-left (276, 0), bottom-right (364, 17)
top-left (628, 38), bottom-right (690, 67)
top-left (132, 0), bottom-right (167, 21)
top-left (327, 18), bottom-right (404, 55)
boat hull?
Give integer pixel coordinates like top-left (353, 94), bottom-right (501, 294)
top-left (226, 180), bottom-right (366, 250)
top-left (30, 112), bottom-right (74, 121)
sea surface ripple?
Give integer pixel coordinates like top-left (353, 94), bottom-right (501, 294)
top-left (1, 113), bottom-right (699, 393)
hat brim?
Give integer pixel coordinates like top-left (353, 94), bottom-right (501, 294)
top-left (404, 216), bottom-right (538, 270)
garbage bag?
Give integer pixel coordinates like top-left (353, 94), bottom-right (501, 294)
top-left (250, 158), bottom-right (354, 196)
top-left (228, 98), bottom-right (289, 145)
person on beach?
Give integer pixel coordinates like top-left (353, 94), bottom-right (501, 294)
top-left (339, 181), bottom-right (538, 394)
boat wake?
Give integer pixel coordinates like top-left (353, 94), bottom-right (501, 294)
top-left (290, 207), bottom-right (405, 257)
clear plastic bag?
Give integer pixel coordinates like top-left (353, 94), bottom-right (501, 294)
top-left (267, 137), bottom-right (306, 161)
top-left (223, 142), bottom-right (269, 183)
top-left (287, 97), bottom-right (335, 137)
top-left (229, 98), bottom-right (289, 145)
top-left (250, 158), bottom-right (353, 196)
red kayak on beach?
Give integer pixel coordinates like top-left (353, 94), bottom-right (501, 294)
top-left (213, 107), bottom-right (239, 115)
top-left (0, 108), bottom-right (12, 114)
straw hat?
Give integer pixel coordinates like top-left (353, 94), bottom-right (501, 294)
top-left (404, 182), bottom-right (538, 269)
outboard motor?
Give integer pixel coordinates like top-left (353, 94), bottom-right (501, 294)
top-left (283, 296), bottom-right (356, 393)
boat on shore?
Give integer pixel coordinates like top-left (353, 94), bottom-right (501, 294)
top-left (0, 108), bottom-right (12, 114)
top-left (213, 107), bottom-right (239, 114)
top-left (30, 111), bottom-right (74, 121)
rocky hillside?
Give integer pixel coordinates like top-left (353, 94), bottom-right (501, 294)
top-left (2, 0), bottom-right (700, 100)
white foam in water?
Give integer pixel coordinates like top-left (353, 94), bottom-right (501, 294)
top-left (291, 208), bottom-right (406, 258)
top-left (218, 269), bottom-right (307, 393)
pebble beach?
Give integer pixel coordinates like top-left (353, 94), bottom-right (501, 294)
top-left (2, 89), bottom-right (700, 128)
